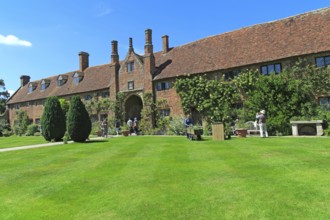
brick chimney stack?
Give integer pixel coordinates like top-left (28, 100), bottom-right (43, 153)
top-left (20, 75), bottom-right (30, 87)
top-left (143, 28), bottom-right (155, 93)
top-left (144, 29), bottom-right (153, 55)
top-left (111, 40), bottom-right (119, 64)
top-left (79, 51), bottom-right (89, 71)
top-left (162, 35), bottom-right (169, 54)
top-left (129, 37), bottom-right (133, 52)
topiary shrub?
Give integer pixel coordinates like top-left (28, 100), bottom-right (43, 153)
top-left (67, 96), bottom-right (91, 142)
top-left (41, 96), bottom-right (66, 141)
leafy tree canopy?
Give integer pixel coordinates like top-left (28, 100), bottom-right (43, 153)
top-left (0, 79), bottom-right (10, 114)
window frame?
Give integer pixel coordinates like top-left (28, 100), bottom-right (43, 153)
top-left (319, 97), bottom-right (330, 111)
top-left (28, 83), bottom-right (36, 94)
top-left (260, 63), bottom-right (282, 75)
top-left (126, 62), bottom-right (134, 72)
top-left (73, 72), bottom-right (83, 85)
top-left (315, 55), bottom-right (330, 68)
top-left (128, 81), bottom-right (134, 90)
top-left (159, 109), bottom-right (170, 117)
top-left (224, 70), bottom-right (240, 81)
top-left (28, 85), bottom-right (33, 94)
top-left (85, 95), bottom-right (92, 101)
top-left (41, 80), bottom-right (49, 91)
top-left (57, 75), bottom-right (67, 86)
top-left (156, 82), bottom-right (171, 91)
top-left (102, 91), bottom-right (110, 98)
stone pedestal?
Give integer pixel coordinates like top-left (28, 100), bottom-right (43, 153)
top-left (290, 120), bottom-right (323, 136)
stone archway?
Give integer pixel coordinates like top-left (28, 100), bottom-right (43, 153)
top-left (124, 95), bottom-right (143, 121)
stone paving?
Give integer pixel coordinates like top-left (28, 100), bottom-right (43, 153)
top-left (0, 136), bottom-right (113, 153)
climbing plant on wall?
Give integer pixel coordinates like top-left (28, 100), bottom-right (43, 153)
top-left (174, 75), bottom-right (240, 122)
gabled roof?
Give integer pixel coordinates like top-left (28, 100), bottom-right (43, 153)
top-left (7, 7), bottom-right (330, 105)
top-left (154, 7), bottom-right (330, 80)
top-left (7, 64), bottom-right (114, 104)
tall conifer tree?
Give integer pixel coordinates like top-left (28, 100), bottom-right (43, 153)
top-left (67, 96), bottom-right (91, 142)
top-left (41, 96), bottom-right (66, 141)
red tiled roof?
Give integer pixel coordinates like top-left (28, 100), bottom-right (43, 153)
top-left (7, 8), bottom-right (330, 104)
top-left (7, 64), bottom-right (114, 104)
top-left (154, 7), bottom-right (330, 80)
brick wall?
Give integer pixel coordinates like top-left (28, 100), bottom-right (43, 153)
top-left (118, 54), bottom-right (145, 92)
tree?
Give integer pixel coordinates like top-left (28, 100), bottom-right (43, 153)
top-left (139, 92), bottom-right (155, 134)
top-left (13, 110), bottom-right (31, 136)
top-left (174, 75), bottom-right (239, 122)
top-left (235, 68), bottom-right (318, 135)
top-left (59, 98), bottom-right (70, 117)
top-left (84, 97), bottom-right (111, 121)
top-left (67, 96), bottom-right (91, 142)
top-left (41, 96), bottom-right (66, 141)
top-left (174, 64), bottom-right (327, 136)
top-left (0, 79), bottom-right (10, 114)
top-left (174, 75), bottom-right (210, 115)
top-left (108, 92), bottom-right (125, 129)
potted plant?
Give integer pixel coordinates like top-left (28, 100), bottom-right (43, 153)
top-left (121, 124), bottom-right (130, 136)
top-left (186, 125), bottom-right (203, 140)
top-left (235, 121), bottom-right (248, 138)
top-left (192, 125), bottom-right (203, 135)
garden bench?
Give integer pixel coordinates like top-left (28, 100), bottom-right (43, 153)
top-left (245, 121), bottom-right (260, 135)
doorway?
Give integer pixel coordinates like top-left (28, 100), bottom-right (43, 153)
top-left (124, 95), bottom-right (143, 121)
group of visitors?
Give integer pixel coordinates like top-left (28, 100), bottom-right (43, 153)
top-left (234, 109), bottom-right (268, 137)
top-left (102, 110), bottom-right (268, 138)
top-left (185, 109), bottom-right (268, 138)
top-left (101, 117), bottom-right (139, 137)
top-left (126, 117), bottom-right (139, 135)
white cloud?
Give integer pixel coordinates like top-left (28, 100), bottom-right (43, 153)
top-left (8, 90), bottom-right (15, 96)
top-left (0, 34), bottom-right (32, 47)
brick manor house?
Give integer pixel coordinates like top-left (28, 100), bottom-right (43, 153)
top-left (6, 7), bottom-right (330, 127)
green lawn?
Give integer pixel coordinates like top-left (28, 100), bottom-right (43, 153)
top-left (0, 135), bottom-right (47, 148)
top-left (0, 136), bottom-right (329, 219)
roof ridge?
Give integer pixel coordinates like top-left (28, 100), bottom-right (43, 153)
top-left (168, 7), bottom-right (330, 52)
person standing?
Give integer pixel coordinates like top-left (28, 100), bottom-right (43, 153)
top-left (101, 118), bottom-right (108, 138)
top-left (133, 117), bottom-right (138, 135)
top-left (127, 118), bottom-right (133, 135)
top-left (115, 120), bottom-right (120, 136)
top-left (256, 110), bottom-right (268, 138)
top-left (184, 115), bottom-right (192, 138)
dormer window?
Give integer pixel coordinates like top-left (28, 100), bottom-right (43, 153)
top-left (28, 86), bottom-right (33, 94)
top-left (126, 62), bottom-right (134, 72)
top-left (57, 75), bottom-right (68, 86)
top-left (41, 79), bottom-right (50, 91)
top-left (73, 72), bottom-right (83, 85)
top-left (28, 83), bottom-right (37, 94)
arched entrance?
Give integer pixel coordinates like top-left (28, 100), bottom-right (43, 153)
top-left (124, 95), bottom-right (143, 121)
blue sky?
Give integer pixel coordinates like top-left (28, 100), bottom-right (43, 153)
top-left (1, 0), bottom-right (329, 94)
